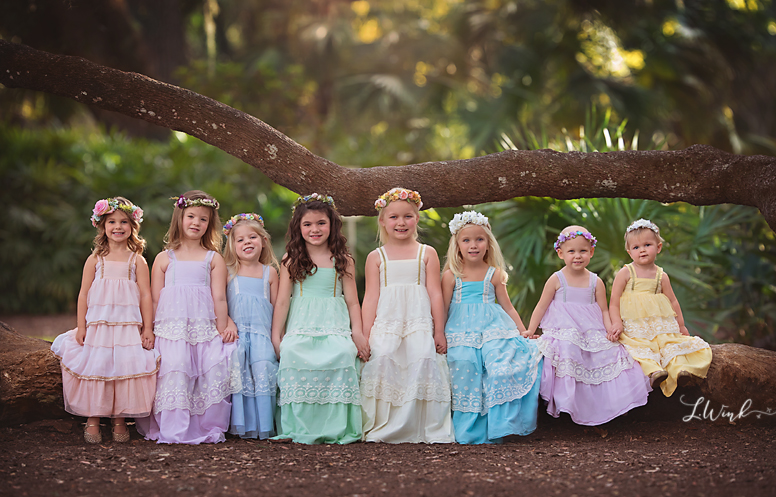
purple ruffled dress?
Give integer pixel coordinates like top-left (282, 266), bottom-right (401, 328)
top-left (136, 250), bottom-right (240, 444)
top-left (537, 271), bottom-right (650, 425)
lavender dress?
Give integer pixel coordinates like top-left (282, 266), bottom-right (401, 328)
top-left (537, 271), bottom-right (650, 425)
top-left (136, 250), bottom-right (240, 444)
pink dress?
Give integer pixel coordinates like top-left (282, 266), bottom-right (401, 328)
top-left (51, 253), bottom-right (160, 418)
top-left (136, 250), bottom-right (240, 444)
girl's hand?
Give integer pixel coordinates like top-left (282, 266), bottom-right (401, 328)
top-left (521, 329), bottom-right (539, 339)
top-left (221, 321), bottom-right (238, 343)
top-left (141, 327), bottom-right (155, 350)
top-left (352, 332), bottom-right (371, 362)
top-left (678, 324), bottom-right (690, 336)
top-left (607, 323), bottom-right (623, 342)
top-left (434, 331), bottom-right (447, 354)
top-left (75, 327), bottom-right (86, 346)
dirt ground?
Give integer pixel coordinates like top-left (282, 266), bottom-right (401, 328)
top-left (3, 317), bottom-right (775, 496)
top-left (2, 413), bottom-right (774, 497)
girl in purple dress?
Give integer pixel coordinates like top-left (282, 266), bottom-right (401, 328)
top-left (527, 225), bottom-right (650, 425)
top-left (136, 190), bottom-right (240, 444)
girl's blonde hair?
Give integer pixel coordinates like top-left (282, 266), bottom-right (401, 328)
top-left (92, 196), bottom-right (146, 256)
top-left (164, 190), bottom-right (222, 251)
top-left (376, 194), bottom-right (420, 245)
top-left (223, 217), bottom-right (279, 279)
top-left (443, 223), bottom-right (508, 283)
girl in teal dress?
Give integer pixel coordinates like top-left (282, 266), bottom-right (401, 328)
top-left (270, 194), bottom-right (370, 444)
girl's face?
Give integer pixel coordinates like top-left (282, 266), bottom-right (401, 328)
top-left (104, 210), bottom-right (132, 244)
top-left (457, 224), bottom-right (489, 264)
top-left (300, 210), bottom-right (330, 247)
top-left (233, 224), bottom-right (263, 263)
top-left (182, 206), bottom-right (211, 241)
top-left (379, 201), bottom-right (418, 241)
top-left (556, 235), bottom-right (594, 271)
top-left (626, 230), bottom-right (662, 266)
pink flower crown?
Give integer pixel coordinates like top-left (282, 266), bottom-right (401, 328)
top-left (374, 188), bottom-right (423, 210)
top-left (223, 213), bottom-right (264, 236)
top-left (171, 195), bottom-right (220, 210)
top-left (91, 198), bottom-right (143, 227)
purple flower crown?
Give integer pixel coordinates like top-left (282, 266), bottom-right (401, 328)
top-left (554, 230), bottom-right (597, 250)
top-left (223, 213), bottom-right (264, 236)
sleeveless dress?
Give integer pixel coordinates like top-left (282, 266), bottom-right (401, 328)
top-left (135, 250), bottom-right (241, 444)
top-left (618, 263), bottom-right (712, 397)
top-left (227, 267), bottom-right (278, 439)
top-left (360, 244), bottom-right (454, 443)
top-left (274, 267), bottom-right (362, 444)
top-left (445, 267), bottom-right (543, 444)
top-left (51, 253), bottom-right (160, 418)
top-left (538, 270), bottom-right (650, 425)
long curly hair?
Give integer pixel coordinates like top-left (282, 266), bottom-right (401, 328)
top-left (223, 217), bottom-right (279, 279)
top-left (92, 196), bottom-right (146, 257)
top-left (163, 190), bottom-right (222, 251)
top-left (283, 200), bottom-right (352, 283)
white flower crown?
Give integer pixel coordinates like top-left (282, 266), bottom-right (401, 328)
top-left (626, 218), bottom-right (659, 234)
top-left (448, 211), bottom-right (490, 236)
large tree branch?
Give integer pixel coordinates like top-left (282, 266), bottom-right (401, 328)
top-left (2, 40), bottom-right (775, 229)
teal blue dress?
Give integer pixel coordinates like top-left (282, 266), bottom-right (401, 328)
top-left (275, 267), bottom-right (362, 444)
top-left (445, 267), bottom-right (543, 444)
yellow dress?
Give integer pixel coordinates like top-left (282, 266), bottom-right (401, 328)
top-left (618, 264), bottom-right (711, 396)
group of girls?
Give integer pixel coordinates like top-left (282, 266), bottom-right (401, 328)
top-left (51, 187), bottom-right (712, 446)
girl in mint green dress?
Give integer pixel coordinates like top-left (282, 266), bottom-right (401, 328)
top-left (270, 194), bottom-right (370, 444)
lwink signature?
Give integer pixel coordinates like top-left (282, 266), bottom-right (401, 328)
top-left (680, 396), bottom-right (776, 423)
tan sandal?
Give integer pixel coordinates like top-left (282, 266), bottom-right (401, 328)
top-left (676, 370), bottom-right (694, 388)
top-left (111, 421), bottom-right (130, 443)
top-left (649, 370), bottom-right (669, 389)
top-left (84, 423), bottom-right (102, 444)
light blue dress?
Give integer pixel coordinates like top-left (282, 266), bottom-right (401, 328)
top-left (445, 267), bottom-right (543, 444)
top-left (228, 267), bottom-right (278, 439)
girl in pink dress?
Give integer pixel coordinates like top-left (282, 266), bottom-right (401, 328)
top-left (136, 190), bottom-right (240, 444)
top-left (52, 197), bottom-right (160, 444)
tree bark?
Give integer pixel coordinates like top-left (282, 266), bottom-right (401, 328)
top-left (1, 40), bottom-right (775, 229)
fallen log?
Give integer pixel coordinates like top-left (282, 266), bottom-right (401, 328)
top-left (1, 322), bottom-right (774, 426)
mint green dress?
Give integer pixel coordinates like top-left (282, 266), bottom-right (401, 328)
top-left (275, 267), bottom-right (362, 444)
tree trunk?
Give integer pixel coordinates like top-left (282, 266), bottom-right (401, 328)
top-left (1, 40), bottom-right (775, 229)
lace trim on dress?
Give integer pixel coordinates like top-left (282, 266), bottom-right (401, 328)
top-left (54, 352), bottom-right (161, 381)
top-left (446, 328), bottom-right (523, 349)
top-left (152, 366), bottom-right (242, 415)
top-left (450, 362), bottom-right (541, 414)
top-left (284, 327), bottom-right (352, 338)
top-left (277, 378), bottom-right (362, 406)
top-left (237, 367), bottom-right (278, 397)
top-left (545, 354), bottom-right (635, 385)
top-left (623, 339), bottom-right (710, 368)
top-left (539, 328), bottom-right (620, 353)
top-left (153, 318), bottom-right (220, 344)
top-left (370, 317), bottom-right (434, 337)
top-left (360, 377), bottom-right (451, 405)
top-left (622, 316), bottom-right (680, 340)
top-left (86, 320), bottom-right (143, 327)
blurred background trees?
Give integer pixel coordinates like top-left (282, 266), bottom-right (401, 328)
top-left (1, 0), bottom-right (774, 347)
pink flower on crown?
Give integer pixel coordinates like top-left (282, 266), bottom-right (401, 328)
top-left (375, 198), bottom-right (387, 209)
top-left (399, 190), bottom-right (409, 200)
top-left (132, 207), bottom-right (144, 223)
top-left (93, 199), bottom-right (112, 218)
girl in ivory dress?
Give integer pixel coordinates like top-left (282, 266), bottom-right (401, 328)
top-left (52, 197), bottom-right (159, 444)
top-left (270, 194), bottom-right (367, 444)
top-left (136, 190), bottom-right (240, 444)
top-left (222, 213), bottom-right (279, 439)
top-left (360, 187), bottom-right (454, 443)
top-left (609, 219), bottom-right (711, 396)
top-left (528, 225), bottom-right (650, 425)
top-left (442, 211), bottom-right (542, 444)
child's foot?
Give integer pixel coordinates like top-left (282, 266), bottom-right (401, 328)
top-left (676, 370), bottom-right (694, 388)
top-left (84, 423), bottom-right (102, 444)
top-left (649, 370), bottom-right (669, 389)
top-left (111, 421), bottom-right (130, 443)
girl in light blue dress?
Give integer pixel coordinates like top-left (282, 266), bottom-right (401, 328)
top-left (442, 211), bottom-right (543, 444)
top-left (223, 213), bottom-right (279, 439)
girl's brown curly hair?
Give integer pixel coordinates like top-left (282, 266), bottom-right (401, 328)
top-left (92, 196), bottom-right (146, 256)
top-left (283, 200), bottom-right (352, 283)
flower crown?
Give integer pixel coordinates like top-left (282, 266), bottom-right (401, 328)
top-left (292, 193), bottom-right (336, 212)
top-left (626, 218), bottom-right (659, 234)
top-left (449, 211), bottom-right (490, 236)
top-left (91, 198), bottom-right (144, 227)
top-left (374, 188), bottom-right (423, 210)
top-left (223, 213), bottom-right (264, 236)
top-left (171, 195), bottom-right (220, 210)
top-left (554, 230), bottom-right (597, 250)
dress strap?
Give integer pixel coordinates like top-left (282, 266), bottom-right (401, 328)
top-left (127, 252), bottom-right (137, 279)
top-left (588, 271), bottom-right (597, 304)
top-left (98, 255), bottom-right (105, 279)
top-left (263, 265), bottom-right (271, 300)
top-left (333, 266), bottom-right (338, 297)
top-left (417, 244), bottom-right (426, 285)
top-left (204, 251), bottom-right (215, 286)
top-left (453, 276), bottom-right (463, 304)
top-left (626, 263), bottom-right (637, 291)
top-left (654, 266), bottom-right (663, 294)
top-left (555, 270), bottom-right (567, 302)
top-left (167, 250), bottom-right (176, 286)
top-left (483, 266), bottom-right (496, 303)
top-left (378, 247), bottom-right (388, 287)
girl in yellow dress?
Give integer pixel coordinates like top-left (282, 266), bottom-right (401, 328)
top-left (609, 219), bottom-right (712, 396)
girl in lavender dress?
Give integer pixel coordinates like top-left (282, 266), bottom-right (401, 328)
top-left (136, 190), bottom-right (240, 444)
top-left (527, 225), bottom-right (650, 425)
